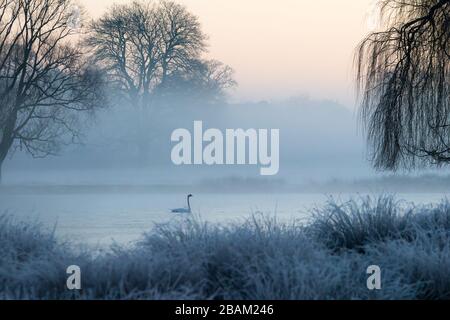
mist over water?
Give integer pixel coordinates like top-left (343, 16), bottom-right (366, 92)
top-left (1, 96), bottom-right (448, 246)
top-left (3, 96), bottom-right (371, 184)
top-left (1, 192), bottom-right (447, 247)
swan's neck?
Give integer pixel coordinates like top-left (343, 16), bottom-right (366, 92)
top-left (187, 197), bottom-right (191, 210)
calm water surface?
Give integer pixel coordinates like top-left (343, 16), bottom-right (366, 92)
top-left (0, 192), bottom-right (447, 247)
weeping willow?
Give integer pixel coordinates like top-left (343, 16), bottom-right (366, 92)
top-left (356, 0), bottom-right (449, 170)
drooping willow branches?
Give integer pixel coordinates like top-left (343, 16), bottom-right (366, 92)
top-left (356, 0), bottom-right (449, 170)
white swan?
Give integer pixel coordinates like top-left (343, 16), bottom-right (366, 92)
top-left (171, 194), bottom-right (193, 213)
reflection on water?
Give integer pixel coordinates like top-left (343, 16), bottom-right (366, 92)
top-left (0, 192), bottom-right (447, 247)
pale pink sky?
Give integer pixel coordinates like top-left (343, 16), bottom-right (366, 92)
top-left (79, 0), bottom-right (377, 108)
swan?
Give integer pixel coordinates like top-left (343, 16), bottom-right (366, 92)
top-left (171, 194), bottom-right (193, 213)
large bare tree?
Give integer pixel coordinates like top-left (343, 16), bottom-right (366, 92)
top-left (0, 0), bottom-right (105, 181)
top-left (86, 0), bottom-right (215, 161)
top-left (356, 0), bottom-right (449, 170)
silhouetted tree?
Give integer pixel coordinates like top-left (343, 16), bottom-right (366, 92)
top-left (156, 59), bottom-right (236, 105)
top-left (0, 0), bottom-right (105, 182)
top-left (87, 0), bottom-right (234, 162)
top-left (356, 0), bottom-right (449, 170)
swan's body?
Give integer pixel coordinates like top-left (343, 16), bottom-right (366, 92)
top-left (171, 194), bottom-right (192, 214)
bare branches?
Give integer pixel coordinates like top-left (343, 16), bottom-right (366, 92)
top-left (356, 0), bottom-right (449, 170)
top-left (0, 0), bottom-right (105, 167)
top-left (156, 58), bottom-right (236, 105)
top-left (86, 0), bottom-right (207, 105)
top-left (85, 1), bottom-right (233, 162)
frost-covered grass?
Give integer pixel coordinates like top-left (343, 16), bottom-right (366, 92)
top-left (1, 196), bottom-right (449, 300)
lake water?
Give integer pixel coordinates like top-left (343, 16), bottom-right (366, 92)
top-left (0, 191), bottom-right (447, 247)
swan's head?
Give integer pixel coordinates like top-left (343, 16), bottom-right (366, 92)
top-left (188, 194), bottom-right (193, 198)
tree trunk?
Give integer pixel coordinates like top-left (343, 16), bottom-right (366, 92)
top-left (0, 116), bottom-right (15, 185)
top-left (0, 157), bottom-right (3, 184)
top-left (0, 143), bottom-right (8, 185)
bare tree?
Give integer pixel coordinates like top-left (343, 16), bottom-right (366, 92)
top-left (191, 59), bottom-right (236, 102)
top-left (86, 0), bottom-right (211, 161)
top-left (156, 58), bottom-right (236, 105)
top-left (356, 0), bottom-right (449, 170)
top-left (0, 0), bottom-right (105, 182)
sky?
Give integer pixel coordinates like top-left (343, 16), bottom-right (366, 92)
top-left (79, 0), bottom-right (377, 108)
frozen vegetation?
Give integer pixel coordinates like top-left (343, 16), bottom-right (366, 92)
top-left (1, 196), bottom-right (450, 300)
